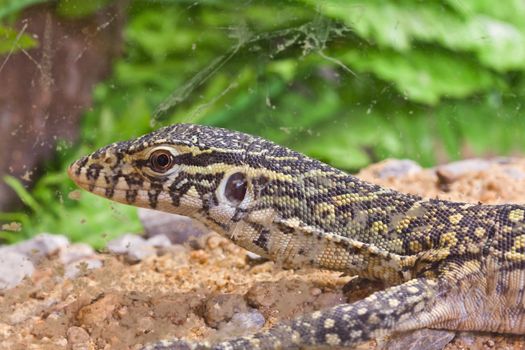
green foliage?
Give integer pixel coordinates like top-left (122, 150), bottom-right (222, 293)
top-left (0, 25), bottom-right (38, 54)
top-left (0, 0), bottom-right (47, 20)
top-left (2, 0), bottom-right (525, 245)
top-left (1, 174), bottom-right (140, 247)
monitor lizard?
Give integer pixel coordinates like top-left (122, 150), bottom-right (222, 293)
top-left (68, 123), bottom-right (525, 349)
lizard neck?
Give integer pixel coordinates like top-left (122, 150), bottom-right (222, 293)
top-left (257, 170), bottom-right (487, 258)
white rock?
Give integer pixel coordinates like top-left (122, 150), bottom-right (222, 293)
top-left (218, 309), bottom-right (265, 335)
top-left (375, 159), bottom-right (422, 179)
top-left (126, 244), bottom-right (157, 262)
top-left (0, 251), bottom-right (35, 289)
top-left (59, 243), bottom-right (95, 264)
top-left (106, 234), bottom-right (146, 255)
top-left (2, 233), bottom-right (69, 263)
top-left (435, 159), bottom-right (491, 177)
top-left (146, 234), bottom-right (172, 248)
top-left (65, 258), bottom-right (103, 279)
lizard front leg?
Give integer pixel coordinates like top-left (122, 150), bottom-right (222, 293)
top-left (143, 277), bottom-right (444, 350)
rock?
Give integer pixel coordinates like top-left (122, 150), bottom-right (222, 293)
top-left (59, 243), bottom-right (95, 264)
top-left (106, 233), bottom-right (159, 262)
top-left (0, 251), bottom-right (34, 289)
top-left (218, 309), bottom-right (265, 336)
top-left (372, 159), bottom-right (422, 179)
top-left (65, 259), bottom-right (103, 279)
top-left (436, 158), bottom-right (492, 177)
top-left (203, 294), bottom-right (248, 328)
top-left (139, 208), bottom-right (207, 244)
top-left (381, 329), bottom-right (455, 350)
top-left (244, 251), bottom-right (268, 266)
top-left (67, 326), bottom-right (93, 350)
top-left (0, 233), bottom-right (69, 264)
top-left (146, 234), bottom-right (172, 248)
top-left (503, 167), bottom-right (525, 180)
top-left (126, 244), bottom-right (157, 262)
top-left (76, 293), bottom-right (121, 328)
top-left (106, 234), bottom-right (146, 255)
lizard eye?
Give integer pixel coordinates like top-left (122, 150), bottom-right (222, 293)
top-left (149, 149), bottom-right (175, 173)
top-left (224, 172), bottom-right (247, 204)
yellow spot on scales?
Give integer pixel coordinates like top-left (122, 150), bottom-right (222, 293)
top-left (325, 333), bottom-right (341, 345)
top-left (409, 240), bottom-right (422, 253)
top-left (324, 318), bottom-right (335, 328)
top-left (449, 213), bottom-right (463, 225)
top-left (332, 193), bottom-right (378, 205)
top-left (371, 221), bottom-right (388, 234)
top-left (314, 202), bottom-right (336, 223)
top-left (388, 298), bottom-right (400, 307)
top-left (509, 209), bottom-right (524, 222)
top-left (406, 286), bottom-right (419, 294)
top-left (505, 235), bottom-right (525, 261)
top-left (474, 227), bottom-right (486, 238)
top-left (357, 308), bottom-right (367, 315)
top-left (395, 217), bottom-right (412, 231)
top-left (440, 231), bottom-right (458, 247)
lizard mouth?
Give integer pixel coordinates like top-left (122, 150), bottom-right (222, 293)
top-left (68, 160), bottom-right (129, 198)
top-left (67, 158), bottom-right (156, 208)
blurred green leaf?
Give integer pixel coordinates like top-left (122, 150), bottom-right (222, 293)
top-left (3, 176), bottom-right (42, 214)
top-left (0, 0), bottom-right (48, 19)
top-left (0, 25), bottom-right (38, 54)
top-left (340, 47), bottom-right (498, 104)
top-left (304, 0), bottom-right (525, 70)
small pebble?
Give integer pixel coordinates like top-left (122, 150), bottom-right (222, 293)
top-left (245, 251), bottom-right (268, 266)
top-left (374, 159), bottom-right (422, 179)
top-left (503, 167), bottom-right (525, 180)
top-left (435, 159), bottom-right (491, 178)
top-left (107, 233), bottom-right (174, 262)
top-left (106, 234), bottom-right (146, 255)
top-left (218, 309), bottom-right (265, 336)
top-left (146, 234), bottom-right (172, 248)
top-left (310, 287), bottom-right (322, 296)
top-left (65, 259), bottom-right (103, 279)
top-left (204, 294), bottom-right (248, 327)
top-left (126, 244), bottom-right (157, 262)
top-left (59, 243), bottom-right (95, 264)
top-left (67, 326), bottom-right (91, 350)
top-left (0, 233), bottom-right (69, 264)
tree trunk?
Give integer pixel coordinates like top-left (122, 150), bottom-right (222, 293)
top-left (0, 2), bottom-right (126, 212)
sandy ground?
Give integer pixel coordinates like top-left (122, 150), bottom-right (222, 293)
top-left (1, 158), bottom-right (525, 350)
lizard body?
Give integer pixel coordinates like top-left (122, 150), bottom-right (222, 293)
top-left (68, 124), bottom-right (525, 349)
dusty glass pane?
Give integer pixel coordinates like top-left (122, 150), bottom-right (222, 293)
top-left (1, 1), bottom-right (525, 349)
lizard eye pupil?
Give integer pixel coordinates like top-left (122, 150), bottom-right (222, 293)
top-left (149, 150), bottom-right (174, 173)
top-left (225, 172), bottom-right (247, 204)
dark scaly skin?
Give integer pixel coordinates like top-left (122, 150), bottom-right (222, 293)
top-left (68, 124), bottom-right (525, 349)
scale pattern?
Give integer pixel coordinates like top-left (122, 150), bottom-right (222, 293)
top-left (68, 124), bottom-right (525, 349)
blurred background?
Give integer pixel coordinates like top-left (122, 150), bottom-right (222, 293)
top-left (1, 0), bottom-right (525, 247)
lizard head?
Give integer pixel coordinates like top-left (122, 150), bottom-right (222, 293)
top-left (68, 123), bottom-right (410, 275)
top-left (68, 123), bottom-right (320, 236)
